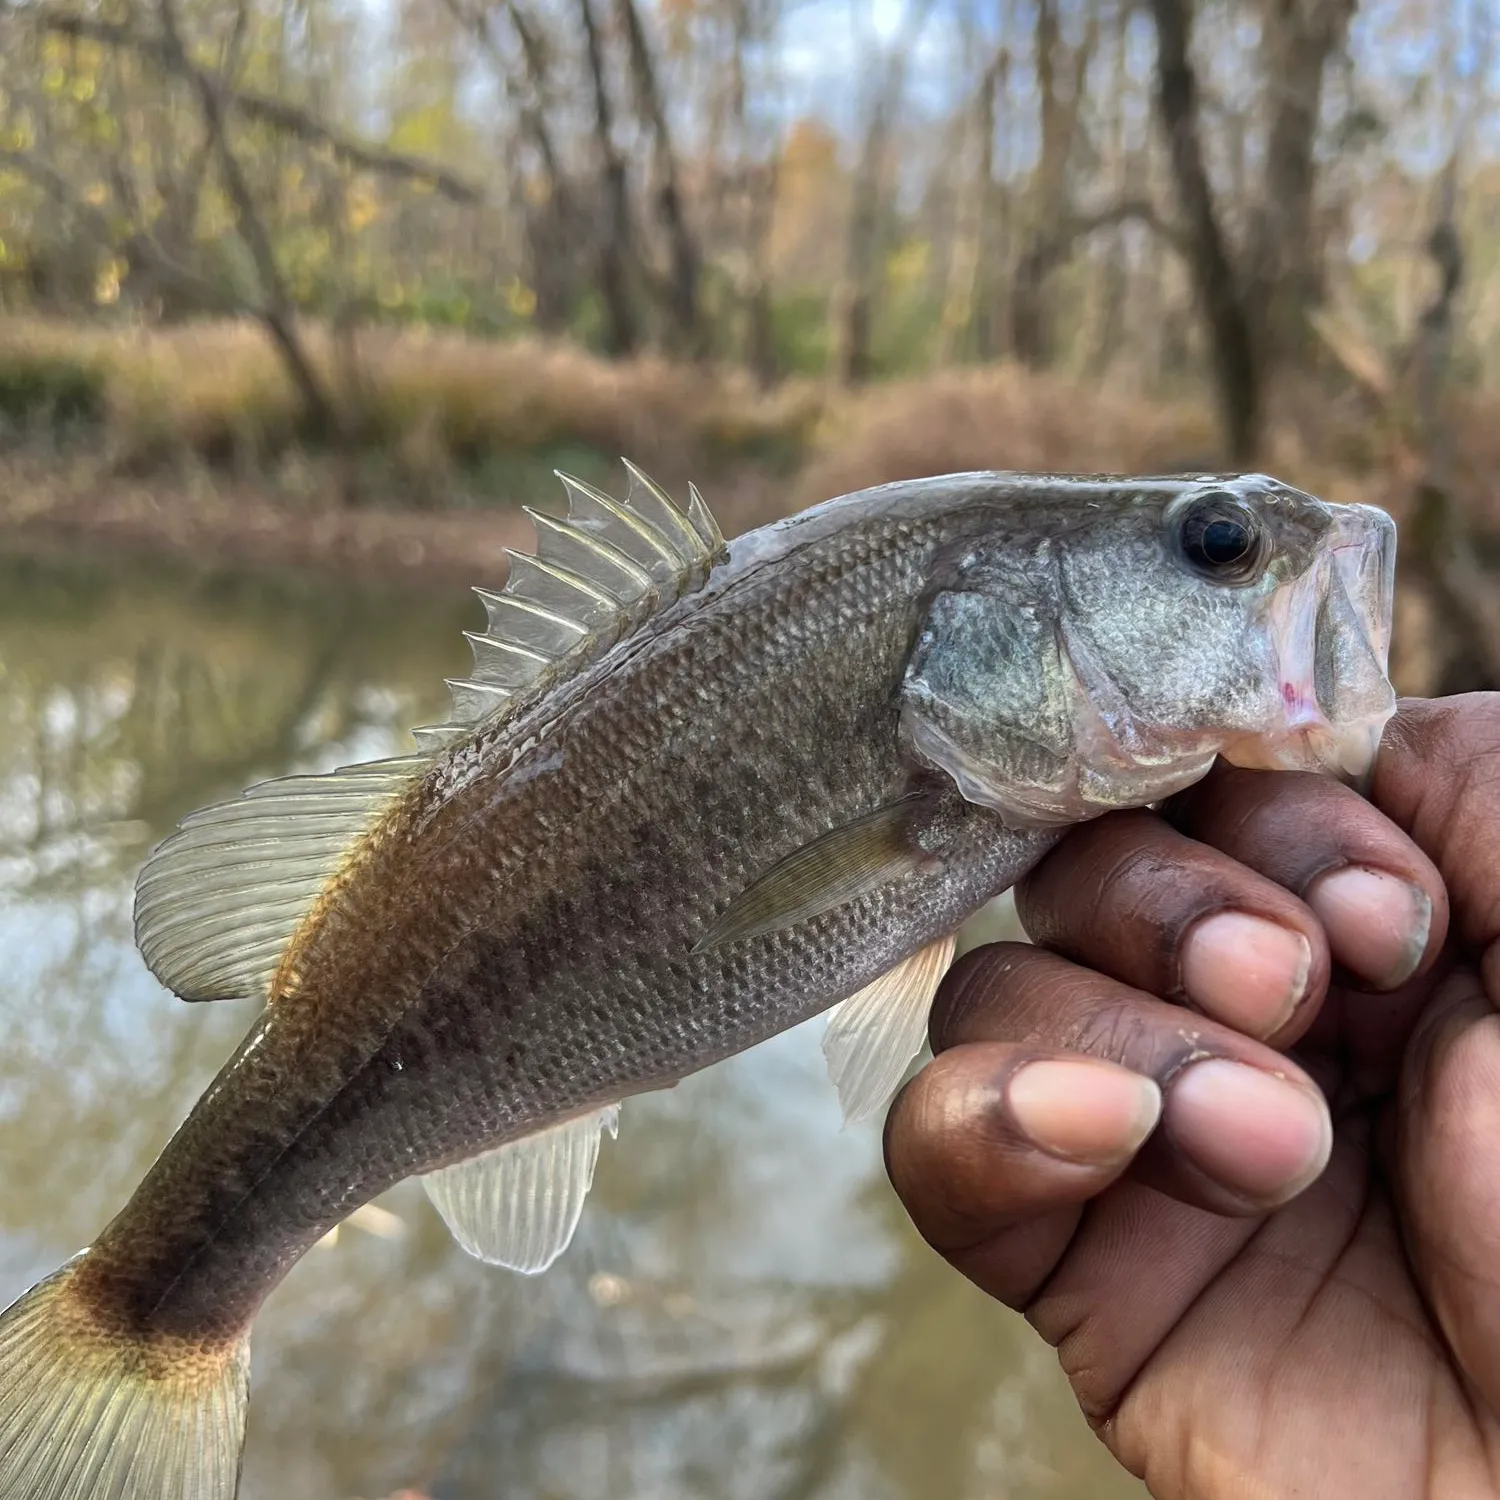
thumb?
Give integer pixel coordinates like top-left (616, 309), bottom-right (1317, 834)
top-left (1396, 961), bottom-right (1500, 1413)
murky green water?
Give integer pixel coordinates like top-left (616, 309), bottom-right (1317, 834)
top-left (0, 547), bottom-right (1145, 1500)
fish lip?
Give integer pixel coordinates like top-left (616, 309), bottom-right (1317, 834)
top-left (1221, 502), bottom-right (1397, 782)
top-left (1338, 502), bottom-right (1397, 666)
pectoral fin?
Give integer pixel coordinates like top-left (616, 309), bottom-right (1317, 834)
top-left (693, 797), bottom-right (931, 952)
top-left (421, 1104), bottom-right (620, 1274)
top-left (823, 933), bottom-right (957, 1125)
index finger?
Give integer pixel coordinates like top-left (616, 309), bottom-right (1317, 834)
top-left (1366, 694), bottom-right (1500, 960)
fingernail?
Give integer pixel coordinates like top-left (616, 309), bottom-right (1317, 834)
top-left (1165, 1059), bottom-right (1332, 1205)
top-left (1008, 1059), bottom-right (1162, 1166)
top-left (1180, 913), bottom-right (1312, 1038)
top-left (1305, 865), bottom-right (1432, 989)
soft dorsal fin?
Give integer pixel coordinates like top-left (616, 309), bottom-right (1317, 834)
top-left (419, 464), bottom-right (727, 750)
top-left (134, 465), bottom-right (726, 1005)
top-left (422, 1104), bottom-right (620, 1273)
top-left (822, 933), bottom-right (957, 1125)
top-left (134, 756), bottom-right (423, 1002)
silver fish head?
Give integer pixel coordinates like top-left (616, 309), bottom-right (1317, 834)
top-left (900, 473), bottom-right (1397, 828)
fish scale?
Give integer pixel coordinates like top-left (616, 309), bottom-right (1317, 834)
top-left (0, 466), bottom-right (1398, 1500)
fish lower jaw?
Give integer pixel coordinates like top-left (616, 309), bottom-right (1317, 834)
top-left (1218, 711), bottom-right (1392, 781)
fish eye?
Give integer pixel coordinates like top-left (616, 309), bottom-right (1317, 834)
top-left (1175, 492), bottom-right (1265, 583)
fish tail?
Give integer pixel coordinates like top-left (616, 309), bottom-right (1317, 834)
top-left (0, 1258), bottom-right (249, 1500)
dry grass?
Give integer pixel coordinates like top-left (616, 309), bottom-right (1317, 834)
top-left (0, 317), bottom-right (826, 492)
top-left (792, 365), bottom-right (1222, 507)
top-left (0, 313), bottom-right (1494, 538)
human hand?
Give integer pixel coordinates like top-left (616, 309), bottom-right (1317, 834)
top-left (886, 694), bottom-right (1500, 1500)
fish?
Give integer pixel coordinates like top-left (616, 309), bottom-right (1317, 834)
top-left (0, 465), bottom-right (1397, 1499)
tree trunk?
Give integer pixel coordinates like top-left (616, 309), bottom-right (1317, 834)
top-left (1244, 0), bottom-right (1357, 371)
top-left (577, 0), bottom-right (638, 355)
top-left (832, 101), bottom-right (886, 385)
top-left (1010, 0), bottom-right (1096, 367)
top-left (1148, 0), bottom-right (1261, 462)
top-left (1086, 12), bottom-right (1136, 378)
top-left (966, 46), bottom-right (1002, 362)
top-left (495, 0), bottom-right (578, 333)
top-left (616, 0), bottom-right (702, 354)
top-left (832, 0), bottom-right (933, 386)
top-left (726, 0), bottom-right (779, 385)
top-left (745, 156), bottom-right (780, 387)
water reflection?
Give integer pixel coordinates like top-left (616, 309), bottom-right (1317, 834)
top-left (0, 547), bottom-right (1143, 1500)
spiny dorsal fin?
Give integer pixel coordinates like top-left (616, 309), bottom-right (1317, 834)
top-left (420, 464), bottom-right (728, 750)
top-left (133, 465), bottom-right (725, 1006)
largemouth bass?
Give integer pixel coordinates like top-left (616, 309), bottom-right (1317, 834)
top-left (0, 467), bottom-right (1396, 1499)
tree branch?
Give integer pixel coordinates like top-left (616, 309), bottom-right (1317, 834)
top-left (1021, 194), bottom-right (1186, 279)
top-left (42, 10), bottom-right (484, 205)
top-left (156, 0), bottom-right (338, 435)
top-left (0, 146), bottom-right (237, 311)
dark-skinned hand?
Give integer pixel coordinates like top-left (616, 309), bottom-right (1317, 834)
top-left (886, 694), bottom-right (1500, 1500)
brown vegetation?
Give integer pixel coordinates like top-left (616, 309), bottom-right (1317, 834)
top-left (11, 311), bottom-right (1498, 516)
top-left (3, 313), bottom-right (1497, 600)
top-left (0, 317), bottom-right (822, 491)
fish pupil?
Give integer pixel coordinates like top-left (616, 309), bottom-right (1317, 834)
top-left (1178, 500), bottom-right (1259, 577)
top-left (1201, 519), bottom-right (1250, 564)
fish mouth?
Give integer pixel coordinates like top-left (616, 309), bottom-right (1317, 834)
top-left (1221, 502), bottom-right (1397, 782)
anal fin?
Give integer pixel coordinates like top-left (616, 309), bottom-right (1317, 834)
top-left (823, 933), bottom-right (957, 1125)
top-left (421, 1104), bottom-right (620, 1274)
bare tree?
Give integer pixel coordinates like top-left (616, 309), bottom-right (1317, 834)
top-left (1148, 0), bottom-right (1357, 460)
top-left (1010, 0), bottom-right (1098, 366)
top-left (578, 0), bottom-right (640, 355)
top-left (1149, 0), bottom-right (1262, 460)
top-left (832, 0), bottom-right (935, 385)
top-left (616, 0), bottom-right (703, 353)
top-left (158, 0), bottom-right (338, 435)
top-left (442, 0), bottom-right (579, 330)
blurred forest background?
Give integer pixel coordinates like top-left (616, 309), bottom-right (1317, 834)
top-left (0, 0), bottom-right (1493, 690)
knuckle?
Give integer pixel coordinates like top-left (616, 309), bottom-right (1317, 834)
top-left (1183, 767), bottom-right (1369, 888)
top-left (930, 943), bottom-right (1035, 1049)
top-left (1383, 695), bottom-right (1500, 819)
top-left (1066, 998), bottom-right (1206, 1081)
top-left (1023, 816), bottom-right (1194, 955)
top-left (885, 1061), bottom-right (1021, 1248)
top-left (1066, 1000), bottom-right (1156, 1066)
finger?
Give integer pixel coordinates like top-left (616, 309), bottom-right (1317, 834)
top-left (1397, 965), bottom-right (1500, 1412)
top-left (1015, 809), bottom-right (1329, 1045)
top-left (1028, 1124), bottom-right (1382, 1432)
top-left (933, 946), bottom-right (1333, 1216)
top-left (1370, 694), bottom-right (1500, 953)
top-left (884, 1044), bottom-right (1161, 1307)
top-left (1168, 759), bottom-right (1447, 993)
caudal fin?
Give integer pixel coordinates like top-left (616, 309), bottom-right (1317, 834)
top-left (0, 1260), bottom-right (249, 1500)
